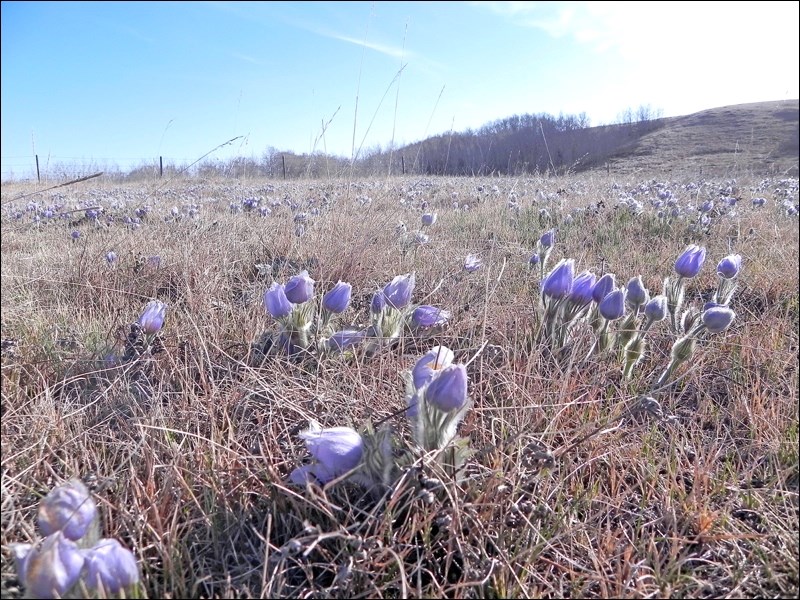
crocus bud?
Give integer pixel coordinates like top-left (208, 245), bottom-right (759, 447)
top-left (264, 282), bottom-right (293, 319)
top-left (82, 538), bottom-right (140, 594)
top-left (38, 479), bottom-right (98, 541)
top-left (412, 346), bottom-right (455, 389)
top-left (17, 532), bottom-right (85, 600)
top-left (370, 290), bottom-right (386, 314)
top-left (702, 305), bottom-right (736, 333)
top-left (716, 254), bottom-right (742, 279)
top-left (322, 281), bottom-right (352, 314)
top-left (644, 295), bottom-right (668, 324)
top-left (421, 212), bottom-right (437, 226)
top-left (541, 258), bottom-right (575, 300)
top-left (284, 270), bottom-right (315, 304)
top-left (674, 244), bottom-right (706, 278)
top-left (626, 275), bottom-right (650, 309)
top-left (671, 334), bottom-right (697, 363)
top-left (539, 228), bottom-right (556, 249)
top-left (137, 300), bottom-right (167, 335)
top-left (592, 273), bottom-right (616, 304)
top-left (411, 305), bottom-right (451, 329)
top-left (289, 423), bottom-right (364, 485)
top-left (598, 288), bottom-right (627, 321)
top-left (383, 273), bottom-right (416, 309)
top-left (568, 270), bottom-right (596, 307)
top-left (424, 364), bottom-right (468, 412)
top-left (528, 253), bottom-right (540, 267)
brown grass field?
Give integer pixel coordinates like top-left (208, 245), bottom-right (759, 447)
top-left (1, 164), bottom-right (798, 599)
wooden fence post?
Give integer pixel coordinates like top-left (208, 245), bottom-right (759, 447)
top-left (159, 156), bottom-right (163, 177)
top-left (282, 155), bottom-right (287, 180)
top-left (35, 154), bottom-right (40, 182)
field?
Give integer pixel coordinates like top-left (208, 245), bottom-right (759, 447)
top-left (1, 171), bottom-right (798, 599)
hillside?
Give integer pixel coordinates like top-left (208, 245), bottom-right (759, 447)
top-left (601, 100), bottom-right (799, 178)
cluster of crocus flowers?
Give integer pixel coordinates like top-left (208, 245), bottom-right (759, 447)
top-left (263, 270), bottom-right (319, 356)
top-left (404, 346), bottom-right (470, 455)
top-left (11, 480), bottom-right (140, 599)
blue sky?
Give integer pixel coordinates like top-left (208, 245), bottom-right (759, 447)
top-left (2, 1), bottom-right (798, 178)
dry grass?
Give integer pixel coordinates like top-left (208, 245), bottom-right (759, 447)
top-left (1, 172), bottom-right (798, 599)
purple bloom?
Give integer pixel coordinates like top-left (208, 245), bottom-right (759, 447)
top-left (700, 200), bottom-right (714, 213)
top-left (626, 275), bottom-right (650, 308)
top-left (82, 538), bottom-right (140, 594)
top-left (289, 424), bottom-right (364, 485)
top-left (411, 305), bottom-right (451, 328)
top-left (322, 281), bottom-right (352, 314)
top-left (71, 230), bottom-right (81, 240)
top-left (752, 197), bottom-right (767, 207)
top-left (383, 272), bottom-right (416, 309)
top-left (539, 228), bottom-right (556, 249)
top-left (598, 288), bottom-right (627, 321)
top-left (137, 300), bottom-right (167, 335)
top-left (568, 270), bottom-right (596, 306)
top-left (412, 346), bottom-right (455, 390)
top-left (264, 282), bottom-right (293, 319)
top-left (37, 479), bottom-right (97, 542)
top-left (716, 254), bottom-right (742, 279)
top-left (541, 258), bottom-right (575, 300)
top-left (464, 254), bottom-right (482, 273)
top-left (284, 270), bottom-right (315, 304)
top-left (105, 251), bottom-right (118, 265)
top-left (325, 329), bottom-right (365, 352)
top-left (424, 364), bottom-right (468, 412)
top-left (674, 244), bottom-right (706, 278)
top-left (592, 273), bottom-right (616, 304)
top-left (371, 290), bottom-right (386, 315)
top-left (15, 532), bottom-right (85, 600)
top-left (528, 253), bottom-right (540, 267)
top-left (702, 305), bottom-right (736, 333)
top-left (421, 212), bottom-right (437, 226)
top-left (644, 295), bottom-right (668, 323)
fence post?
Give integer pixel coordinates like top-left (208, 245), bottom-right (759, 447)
top-left (35, 154), bottom-right (40, 182)
top-left (159, 156), bottom-right (163, 177)
top-left (401, 155), bottom-right (405, 175)
top-left (282, 155), bottom-right (287, 180)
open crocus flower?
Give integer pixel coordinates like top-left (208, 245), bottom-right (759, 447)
top-left (284, 270), bottom-right (315, 304)
top-left (412, 346), bottom-right (455, 389)
top-left (290, 423), bottom-right (364, 485)
top-left (37, 479), bottom-right (97, 542)
top-left (137, 300), bottom-right (167, 335)
top-left (421, 212), bottom-right (437, 226)
top-left (674, 244), bottom-right (706, 278)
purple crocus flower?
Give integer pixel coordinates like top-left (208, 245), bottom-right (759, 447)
top-left (424, 364), bottom-right (468, 412)
top-left (539, 228), bottom-right (556, 249)
top-left (412, 346), bottom-right (455, 389)
top-left (464, 254), bottom-right (482, 273)
top-left (421, 212), bottom-right (437, 226)
top-left (37, 479), bottom-right (97, 542)
top-left (325, 329), bottom-right (365, 352)
top-left (598, 288), bottom-right (627, 321)
top-left (528, 253), bottom-right (540, 267)
top-left (71, 230), bottom-right (81, 240)
top-left (644, 295), bottom-right (668, 323)
top-left (411, 305), bottom-right (451, 328)
top-left (371, 290), bottom-right (386, 315)
top-left (289, 424), bottom-right (364, 485)
top-left (82, 538), bottom-right (140, 594)
top-left (137, 300), bottom-right (167, 335)
top-left (702, 305), bottom-right (736, 333)
top-left (284, 270), bottom-right (315, 304)
top-left (592, 273), bottom-right (616, 304)
top-left (568, 270), bottom-right (596, 306)
top-left (716, 254), bottom-right (742, 279)
top-left (105, 251), bottom-right (118, 265)
top-left (674, 244), bottom-right (706, 278)
top-left (322, 281), bottom-right (352, 314)
top-left (14, 532), bottom-right (85, 600)
top-left (264, 282), bottom-right (293, 319)
top-left (626, 275), bottom-right (650, 308)
top-left (383, 273), bottom-right (416, 309)
top-left (541, 258), bottom-right (575, 300)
